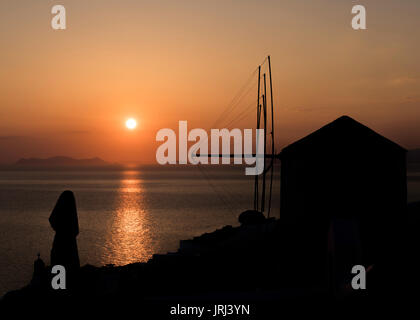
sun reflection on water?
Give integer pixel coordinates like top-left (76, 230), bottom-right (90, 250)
top-left (102, 170), bottom-right (154, 265)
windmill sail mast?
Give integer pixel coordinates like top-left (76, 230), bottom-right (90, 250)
top-left (255, 56), bottom-right (276, 217)
top-left (261, 73), bottom-right (268, 213)
top-left (254, 66), bottom-right (261, 211)
top-left (267, 55), bottom-right (275, 218)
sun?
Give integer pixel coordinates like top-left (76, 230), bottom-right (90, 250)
top-left (125, 118), bottom-right (137, 130)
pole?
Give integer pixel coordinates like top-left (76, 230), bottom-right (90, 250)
top-left (254, 66), bottom-right (261, 211)
top-left (261, 73), bottom-right (267, 214)
top-left (267, 55), bottom-right (275, 218)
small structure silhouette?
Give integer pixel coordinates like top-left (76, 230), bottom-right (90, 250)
top-left (279, 115), bottom-right (407, 290)
top-left (49, 190), bottom-right (80, 272)
top-left (31, 253), bottom-right (47, 288)
top-left (238, 210), bottom-right (266, 225)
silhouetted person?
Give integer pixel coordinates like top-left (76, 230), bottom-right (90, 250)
top-left (49, 191), bottom-right (80, 273)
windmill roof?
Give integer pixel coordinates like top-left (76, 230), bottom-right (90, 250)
top-left (280, 115), bottom-right (406, 158)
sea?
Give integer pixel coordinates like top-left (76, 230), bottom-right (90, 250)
top-left (0, 165), bottom-right (280, 297)
top-left (1, 166), bottom-right (420, 297)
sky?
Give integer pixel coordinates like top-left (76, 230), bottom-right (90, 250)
top-left (0, 0), bottom-right (420, 164)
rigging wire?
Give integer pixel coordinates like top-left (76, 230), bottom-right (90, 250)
top-left (197, 164), bottom-right (238, 217)
top-left (211, 67), bottom-right (259, 129)
top-left (194, 57), bottom-right (273, 216)
top-left (211, 58), bottom-right (268, 130)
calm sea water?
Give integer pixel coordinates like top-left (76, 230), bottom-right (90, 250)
top-left (1, 166), bottom-right (420, 297)
top-left (0, 166), bottom-right (280, 296)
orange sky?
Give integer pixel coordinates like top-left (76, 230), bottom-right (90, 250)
top-left (1, 0), bottom-right (420, 164)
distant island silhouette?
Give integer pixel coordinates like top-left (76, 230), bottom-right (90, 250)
top-left (8, 151), bottom-right (420, 167)
top-left (15, 156), bottom-right (115, 167)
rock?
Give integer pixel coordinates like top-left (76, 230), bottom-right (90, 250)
top-left (238, 210), bottom-right (266, 225)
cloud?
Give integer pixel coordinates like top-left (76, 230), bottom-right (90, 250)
top-left (0, 135), bottom-right (25, 140)
top-left (388, 77), bottom-right (419, 87)
top-left (62, 130), bottom-right (91, 135)
top-left (405, 95), bottom-right (420, 102)
top-left (281, 105), bottom-right (331, 113)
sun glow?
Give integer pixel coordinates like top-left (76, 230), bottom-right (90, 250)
top-left (126, 118), bottom-right (137, 130)
top-left (102, 170), bottom-right (154, 265)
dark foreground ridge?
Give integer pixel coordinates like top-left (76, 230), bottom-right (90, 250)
top-left (2, 204), bottom-right (420, 315)
top-left (2, 116), bottom-right (420, 316)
